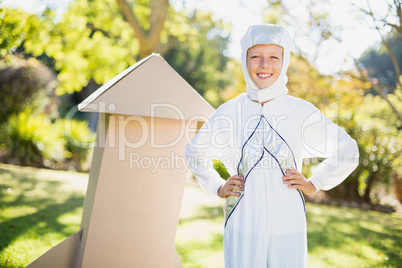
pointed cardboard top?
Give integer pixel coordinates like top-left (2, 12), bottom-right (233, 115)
top-left (78, 53), bottom-right (215, 120)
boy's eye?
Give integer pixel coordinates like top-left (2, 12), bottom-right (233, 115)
top-left (251, 55), bottom-right (260, 59)
top-left (271, 56), bottom-right (278, 59)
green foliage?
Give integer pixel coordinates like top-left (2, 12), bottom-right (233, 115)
top-left (0, 0), bottom-right (235, 170)
top-left (0, 109), bottom-right (66, 166)
top-left (219, 58), bottom-right (246, 102)
top-left (55, 119), bottom-right (95, 170)
top-left (0, 7), bottom-right (58, 122)
top-left (263, 0), bottom-right (291, 25)
top-left (0, 6), bottom-right (42, 58)
top-left (0, 5), bottom-right (57, 71)
top-left (22, 0), bottom-right (139, 95)
top-left (354, 92), bottom-right (402, 176)
top-left (0, 55), bottom-right (56, 123)
top-left (287, 55), bottom-right (339, 107)
top-left (0, 108), bottom-right (95, 170)
top-left (327, 92), bottom-right (402, 201)
top-left (286, 52), bottom-right (400, 203)
top-left (164, 10), bottom-right (233, 107)
top-left (1, 1), bottom-right (234, 113)
top-left (9, 0), bottom-right (233, 104)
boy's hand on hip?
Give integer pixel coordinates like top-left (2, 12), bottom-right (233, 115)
top-left (282, 168), bottom-right (316, 195)
top-left (218, 175), bottom-right (244, 198)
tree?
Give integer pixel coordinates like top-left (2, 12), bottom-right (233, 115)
top-left (0, 6), bottom-right (42, 59)
top-left (15, 0), bottom-right (233, 102)
top-left (359, 35), bottom-right (402, 89)
top-left (348, 0), bottom-right (402, 123)
top-left (0, 6), bottom-right (58, 122)
top-left (264, 0), bottom-right (401, 125)
top-left (116, 0), bottom-right (169, 58)
top-left (26, 0), bottom-right (140, 95)
top-left (325, 93), bottom-right (402, 203)
top-left (164, 10), bottom-right (232, 107)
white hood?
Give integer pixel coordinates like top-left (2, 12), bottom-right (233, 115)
top-left (240, 24), bottom-right (294, 102)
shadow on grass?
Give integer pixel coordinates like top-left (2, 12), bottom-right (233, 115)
top-left (176, 201), bottom-right (224, 267)
top-left (176, 232), bottom-right (223, 267)
top-left (306, 204), bottom-right (402, 267)
top-left (179, 205), bottom-right (224, 225)
top-left (0, 195), bottom-right (84, 252)
top-left (0, 168), bottom-right (66, 207)
top-left (0, 167), bottom-right (85, 253)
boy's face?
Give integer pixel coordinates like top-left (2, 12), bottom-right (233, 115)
top-left (247, 44), bottom-right (284, 89)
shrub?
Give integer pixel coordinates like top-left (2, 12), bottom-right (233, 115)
top-left (55, 119), bottom-right (96, 171)
top-left (0, 109), bottom-right (66, 166)
top-left (0, 55), bottom-right (57, 123)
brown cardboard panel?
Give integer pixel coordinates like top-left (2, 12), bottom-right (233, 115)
top-left (27, 231), bottom-right (81, 268)
top-left (80, 115), bottom-right (187, 268)
top-left (79, 54), bottom-right (214, 121)
top-left (29, 53), bottom-right (212, 268)
top-left (72, 113), bottom-right (109, 268)
top-left (170, 248), bottom-right (182, 268)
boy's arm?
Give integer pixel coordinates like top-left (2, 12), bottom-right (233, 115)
top-left (185, 142), bottom-right (226, 197)
top-left (185, 114), bottom-right (230, 197)
top-left (301, 108), bottom-right (359, 192)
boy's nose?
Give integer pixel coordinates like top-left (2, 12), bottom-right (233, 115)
top-left (260, 57), bottom-right (269, 68)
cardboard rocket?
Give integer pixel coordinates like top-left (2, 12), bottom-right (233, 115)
top-left (27, 54), bottom-right (215, 268)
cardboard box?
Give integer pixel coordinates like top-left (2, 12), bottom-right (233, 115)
top-left (28, 54), bottom-right (214, 268)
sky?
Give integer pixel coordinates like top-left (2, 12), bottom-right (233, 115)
top-left (2, 0), bottom-right (390, 74)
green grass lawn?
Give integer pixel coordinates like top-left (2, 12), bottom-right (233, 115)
top-left (0, 164), bottom-right (401, 268)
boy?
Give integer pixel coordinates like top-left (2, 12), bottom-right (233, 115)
top-left (185, 24), bottom-right (359, 267)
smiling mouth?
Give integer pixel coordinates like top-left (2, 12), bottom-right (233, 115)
top-left (258, 73), bottom-right (272, 78)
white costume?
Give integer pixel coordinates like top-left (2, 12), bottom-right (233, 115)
top-left (185, 25), bottom-right (359, 268)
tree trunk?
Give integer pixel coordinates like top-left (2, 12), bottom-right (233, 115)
top-left (116, 0), bottom-right (169, 58)
top-left (326, 176), bottom-right (361, 202)
top-left (393, 172), bottom-right (402, 203)
top-left (363, 171), bottom-right (379, 203)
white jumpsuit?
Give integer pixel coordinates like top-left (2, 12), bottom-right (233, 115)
top-left (185, 25), bottom-right (359, 268)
